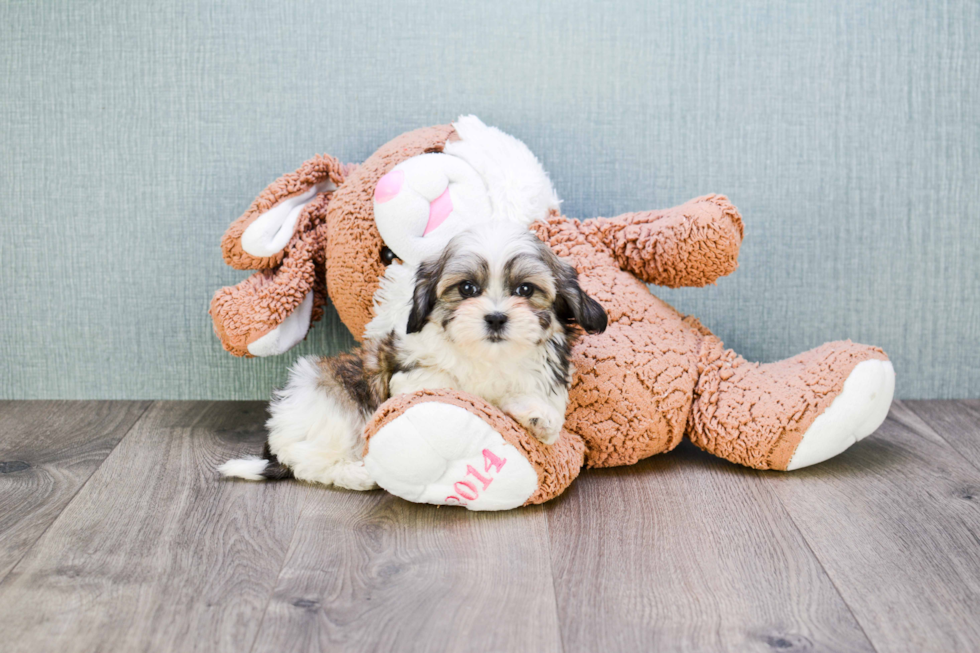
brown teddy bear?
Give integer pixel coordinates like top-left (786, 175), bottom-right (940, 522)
top-left (211, 116), bottom-right (895, 510)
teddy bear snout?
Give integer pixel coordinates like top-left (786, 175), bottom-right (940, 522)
top-left (372, 153), bottom-right (491, 266)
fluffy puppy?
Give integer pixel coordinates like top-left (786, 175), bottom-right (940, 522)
top-left (398, 221), bottom-right (607, 442)
top-left (219, 222), bottom-right (607, 489)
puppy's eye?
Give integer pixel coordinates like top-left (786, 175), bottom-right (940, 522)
top-left (514, 283), bottom-right (535, 298)
top-left (380, 246), bottom-right (398, 266)
top-left (458, 281), bottom-right (481, 298)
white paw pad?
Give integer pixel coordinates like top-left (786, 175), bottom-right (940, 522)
top-left (363, 402), bottom-right (538, 511)
top-left (787, 359), bottom-right (896, 470)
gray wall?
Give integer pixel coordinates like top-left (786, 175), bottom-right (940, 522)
top-left (2, 0), bottom-right (978, 400)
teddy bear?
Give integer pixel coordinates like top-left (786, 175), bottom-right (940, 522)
top-left (210, 116), bottom-right (895, 511)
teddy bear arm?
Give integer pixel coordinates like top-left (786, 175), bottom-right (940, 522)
top-left (594, 194), bottom-right (745, 288)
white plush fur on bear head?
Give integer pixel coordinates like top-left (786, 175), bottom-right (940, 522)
top-left (366, 116), bottom-right (561, 339)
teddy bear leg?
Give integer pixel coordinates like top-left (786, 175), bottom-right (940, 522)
top-left (784, 357), bottom-right (895, 469)
top-left (687, 339), bottom-right (895, 471)
top-left (363, 390), bottom-right (586, 511)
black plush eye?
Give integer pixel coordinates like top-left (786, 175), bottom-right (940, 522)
top-left (458, 281), bottom-right (481, 298)
top-left (380, 246), bottom-right (398, 266)
top-left (514, 283), bottom-right (535, 298)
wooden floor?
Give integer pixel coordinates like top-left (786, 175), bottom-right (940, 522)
top-left (1, 401), bottom-right (979, 652)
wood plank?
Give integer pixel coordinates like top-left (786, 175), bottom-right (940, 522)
top-left (0, 400), bottom-right (150, 582)
top-left (905, 400), bottom-right (980, 471)
top-left (250, 492), bottom-right (563, 653)
top-left (547, 441), bottom-right (873, 653)
top-left (0, 401), bottom-right (311, 653)
top-left (766, 401), bottom-right (980, 652)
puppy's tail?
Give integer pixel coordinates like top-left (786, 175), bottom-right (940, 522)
top-left (218, 444), bottom-right (294, 481)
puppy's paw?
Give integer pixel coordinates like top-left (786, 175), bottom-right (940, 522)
top-left (503, 400), bottom-right (563, 445)
top-left (333, 461), bottom-right (379, 491)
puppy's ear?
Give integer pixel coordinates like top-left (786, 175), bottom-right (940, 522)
top-left (552, 257), bottom-right (608, 334)
top-left (406, 257), bottom-right (444, 334)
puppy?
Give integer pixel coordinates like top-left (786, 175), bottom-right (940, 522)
top-left (219, 222), bottom-right (607, 489)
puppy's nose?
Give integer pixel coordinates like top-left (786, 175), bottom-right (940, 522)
top-left (484, 312), bottom-right (508, 332)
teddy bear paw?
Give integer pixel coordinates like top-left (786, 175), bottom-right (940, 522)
top-left (363, 401), bottom-right (539, 510)
top-left (787, 359), bottom-right (896, 470)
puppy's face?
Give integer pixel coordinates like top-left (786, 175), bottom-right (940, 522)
top-left (406, 223), bottom-right (607, 356)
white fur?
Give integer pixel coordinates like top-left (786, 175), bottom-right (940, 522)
top-left (445, 115), bottom-right (560, 225)
top-left (365, 261), bottom-right (417, 340)
top-left (393, 325), bottom-right (570, 416)
top-left (217, 456), bottom-right (269, 481)
top-left (221, 356), bottom-right (377, 490)
top-left (266, 357), bottom-right (376, 489)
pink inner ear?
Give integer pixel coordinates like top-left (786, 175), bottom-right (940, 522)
top-left (374, 170), bottom-right (404, 203)
top-left (424, 187), bottom-right (453, 236)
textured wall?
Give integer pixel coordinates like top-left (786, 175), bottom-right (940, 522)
top-left (1, 0), bottom-right (978, 400)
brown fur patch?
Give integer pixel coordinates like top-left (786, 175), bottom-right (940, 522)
top-left (319, 352), bottom-right (377, 416)
top-left (362, 331), bottom-right (414, 405)
top-left (312, 331), bottom-right (416, 418)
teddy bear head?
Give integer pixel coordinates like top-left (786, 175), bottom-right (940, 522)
top-left (212, 117), bottom-right (562, 356)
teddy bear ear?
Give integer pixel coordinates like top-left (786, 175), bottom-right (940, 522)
top-left (220, 155), bottom-right (354, 271)
top-left (210, 272), bottom-right (317, 357)
top-left (210, 223), bottom-right (330, 357)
